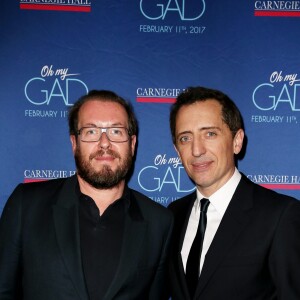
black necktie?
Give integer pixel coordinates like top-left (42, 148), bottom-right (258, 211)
top-left (185, 198), bottom-right (210, 298)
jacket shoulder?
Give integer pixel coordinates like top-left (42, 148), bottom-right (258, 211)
top-left (241, 174), bottom-right (299, 205)
top-left (129, 188), bottom-right (173, 219)
top-left (6, 176), bottom-right (74, 209)
top-left (167, 192), bottom-right (196, 212)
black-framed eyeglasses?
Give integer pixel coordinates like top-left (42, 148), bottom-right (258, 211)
top-left (77, 126), bottom-right (130, 143)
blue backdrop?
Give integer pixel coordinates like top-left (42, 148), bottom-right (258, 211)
top-left (1, 0), bottom-right (300, 213)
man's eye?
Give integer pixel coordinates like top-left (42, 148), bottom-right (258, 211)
top-left (207, 131), bottom-right (217, 137)
top-left (110, 128), bottom-right (123, 136)
top-left (179, 136), bottom-right (192, 144)
top-left (85, 128), bottom-right (98, 135)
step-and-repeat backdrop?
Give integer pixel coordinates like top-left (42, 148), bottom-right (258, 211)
top-left (1, 0), bottom-right (300, 213)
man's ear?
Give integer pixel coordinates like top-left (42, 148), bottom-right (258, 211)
top-left (233, 129), bottom-right (244, 155)
top-left (130, 135), bottom-right (137, 157)
top-left (70, 135), bottom-right (77, 154)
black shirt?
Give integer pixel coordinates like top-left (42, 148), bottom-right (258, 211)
top-left (78, 186), bottom-right (129, 300)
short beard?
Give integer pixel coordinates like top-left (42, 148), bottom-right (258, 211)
top-left (75, 147), bottom-right (132, 189)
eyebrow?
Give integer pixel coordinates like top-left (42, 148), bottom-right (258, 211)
top-left (82, 123), bottom-right (97, 127)
top-left (177, 126), bottom-right (222, 136)
top-left (82, 122), bottom-right (125, 127)
top-left (199, 126), bottom-right (221, 131)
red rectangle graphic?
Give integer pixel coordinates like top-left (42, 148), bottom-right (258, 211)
top-left (136, 97), bottom-right (176, 103)
top-left (260, 184), bottom-right (300, 190)
top-left (20, 3), bottom-right (91, 12)
top-left (255, 10), bottom-right (300, 17)
top-left (24, 178), bottom-right (48, 183)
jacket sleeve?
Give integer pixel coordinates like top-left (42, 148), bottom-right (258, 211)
top-left (269, 199), bottom-right (300, 299)
top-left (0, 184), bottom-right (23, 300)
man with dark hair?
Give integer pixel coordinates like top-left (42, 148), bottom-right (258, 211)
top-left (167, 86), bottom-right (300, 299)
top-left (0, 90), bottom-right (173, 300)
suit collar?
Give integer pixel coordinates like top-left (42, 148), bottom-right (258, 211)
top-left (171, 192), bottom-right (197, 300)
top-left (55, 175), bottom-right (79, 208)
top-left (180, 193), bottom-right (197, 250)
top-left (52, 177), bottom-right (147, 300)
top-left (103, 189), bottom-right (147, 299)
top-left (52, 175), bottom-right (89, 300)
top-left (195, 175), bottom-right (255, 298)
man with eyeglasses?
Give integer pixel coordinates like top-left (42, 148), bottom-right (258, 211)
top-left (0, 90), bottom-right (173, 300)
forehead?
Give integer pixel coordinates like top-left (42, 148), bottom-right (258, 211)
top-left (176, 100), bottom-right (223, 127)
top-left (78, 100), bottom-right (128, 125)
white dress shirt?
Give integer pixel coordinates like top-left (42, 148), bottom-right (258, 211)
top-left (181, 168), bottom-right (242, 274)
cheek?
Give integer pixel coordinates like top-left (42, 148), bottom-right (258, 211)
top-left (209, 141), bottom-right (231, 157)
top-left (219, 147), bottom-right (235, 165)
top-left (78, 143), bottom-right (96, 157)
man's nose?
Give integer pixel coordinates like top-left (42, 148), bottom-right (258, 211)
top-left (98, 131), bottom-right (111, 148)
top-left (192, 138), bottom-right (206, 157)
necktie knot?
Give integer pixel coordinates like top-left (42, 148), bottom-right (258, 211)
top-left (200, 198), bottom-right (210, 213)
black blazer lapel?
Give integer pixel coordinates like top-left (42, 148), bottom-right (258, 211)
top-left (194, 176), bottom-right (255, 298)
top-left (52, 176), bottom-right (89, 300)
top-left (103, 190), bottom-right (147, 300)
top-left (169, 192), bottom-right (197, 300)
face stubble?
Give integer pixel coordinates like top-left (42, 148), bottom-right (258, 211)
top-left (74, 144), bottom-right (133, 189)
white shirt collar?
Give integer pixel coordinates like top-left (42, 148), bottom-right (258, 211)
top-left (196, 168), bottom-right (241, 217)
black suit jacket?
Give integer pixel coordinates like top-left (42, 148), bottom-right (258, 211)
top-left (167, 174), bottom-right (300, 300)
top-left (0, 175), bottom-right (173, 300)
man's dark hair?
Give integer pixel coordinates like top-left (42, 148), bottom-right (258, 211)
top-left (68, 90), bottom-right (138, 137)
top-left (170, 86), bottom-right (243, 144)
